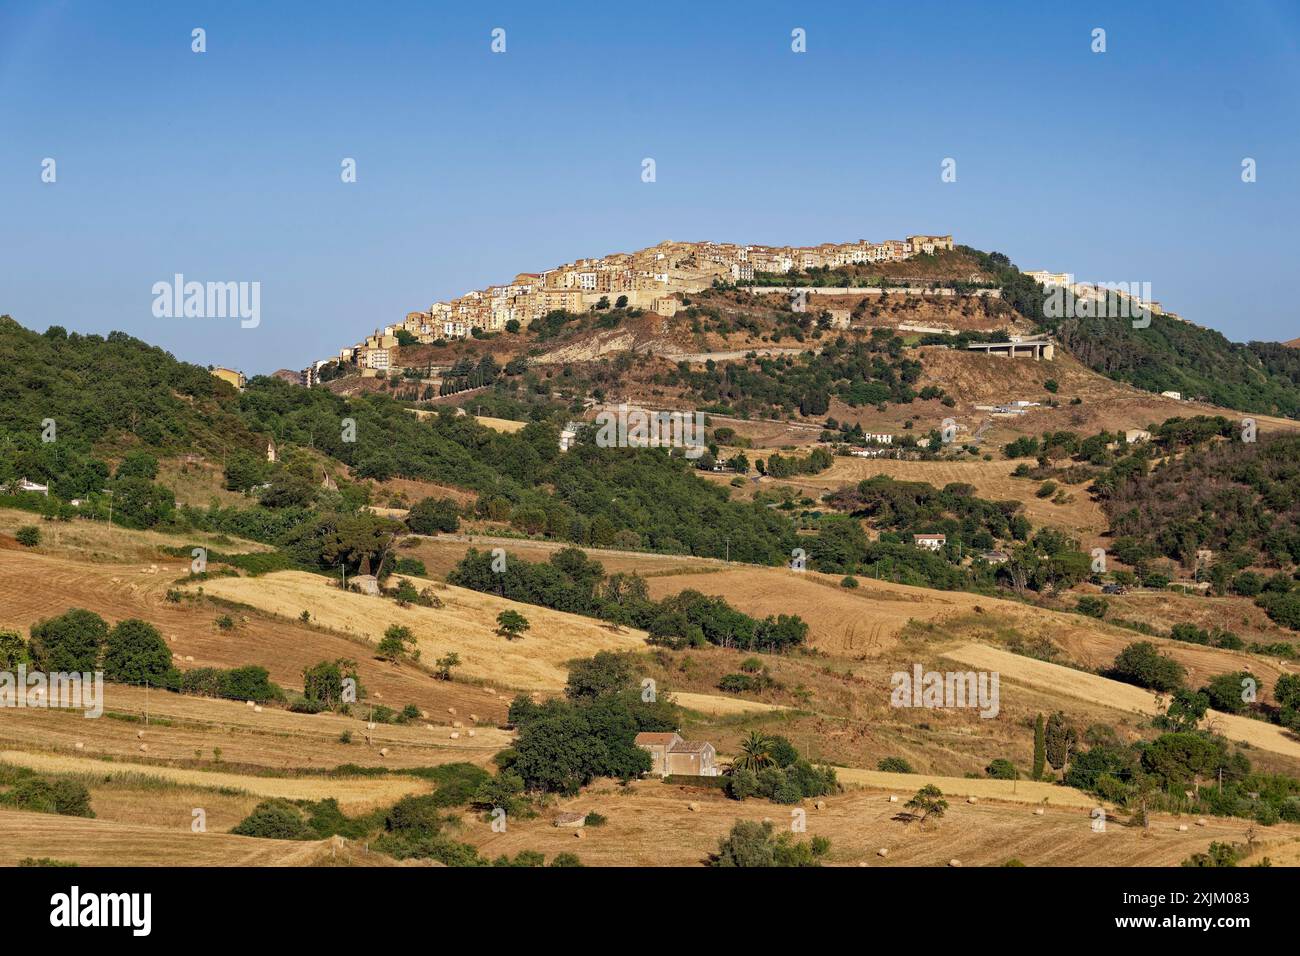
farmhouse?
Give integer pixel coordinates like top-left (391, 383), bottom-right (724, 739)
top-left (913, 533), bottom-right (946, 552)
top-left (634, 732), bottom-right (719, 777)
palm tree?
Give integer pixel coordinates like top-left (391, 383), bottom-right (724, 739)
top-left (733, 731), bottom-right (775, 773)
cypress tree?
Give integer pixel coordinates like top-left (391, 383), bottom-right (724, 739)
top-left (1033, 712), bottom-right (1046, 780)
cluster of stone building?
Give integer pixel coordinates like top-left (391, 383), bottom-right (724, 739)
top-left (394, 234), bottom-right (955, 344)
top-left (261, 234), bottom-right (955, 386)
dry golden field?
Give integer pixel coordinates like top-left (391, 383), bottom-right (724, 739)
top-left (0, 685), bottom-right (512, 772)
top-left (5, 509), bottom-right (1300, 866)
top-left (0, 809), bottom-right (398, 867)
top-left (0, 546), bottom-right (512, 722)
top-left (0, 750), bottom-right (431, 810)
top-left (186, 570), bottom-right (648, 691)
top-left (457, 777), bottom-right (1300, 867)
top-left (942, 643), bottom-right (1300, 761)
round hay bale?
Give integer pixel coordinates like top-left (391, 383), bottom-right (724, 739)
top-left (424, 724), bottom-right (433, 730)
top-left (184, 655), bottom-right (194, 662)
top-left (467, 729), bottom-right (476, 738)
top-left (687, 802), bottom-right (700, 812)
top-left (814, 800), bottom-right (826, 810)
top-left (452, 721), bottom-right (463, 729)
top-left (367, 722), bottom-right (376, 731)
top-left (877, 847), bottom-right (889, 858)
top-left (136, 731), bottom-right (144, 739)
top-left (373, 691), bottom-right (382, 700)
top-left (420, 710), bottom-right (429, 719)
top-left (253, 705), bottom-right (263, 713)
top-left (888, 795), bottom-right (898, 803)
top-left (468, 714), bottom-right (478, 722)
top-left (74, 742), bottom-right (84, 750)
top-left (967, 796), bottom-right (978, 804)
top-left (574, 830), bottom-right (584, 839)
top-left (246, 700), bottom-right (255, 708)
top-left (447, 707), bottom-right (457, 715)
top-left (378, 747), bottom-right (389, 757)
top-left (139, 744), bottom-right (148, 753)
top-left (1177, 824), bottom-right (1189, 832)
top-left (449, 732), bottom-right (460, 740)
top-left (948, 858), bottom-right (962, 868)
top-left (1196, 818), bottom-right (1208, 827)
top-left (1033, 808), bottom-right (1045, 816)
top-left (857, 861), bottom-right (869, 867)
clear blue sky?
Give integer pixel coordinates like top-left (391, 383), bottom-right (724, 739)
top-left (2, 1), bottom-right (1297, 373)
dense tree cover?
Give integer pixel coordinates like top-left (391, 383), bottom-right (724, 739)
top-left (1062, 715), bottom-right (1300, 825)
top-left (1101, 433), bottom-right (1300, 569)
top-left (963, 250), bottom-right (1300, 418)
top-left (175, 665), bottom-right (284, 704)
top-left (2, 319), bottom-right (796, 564)
top-left (816, 478), bottom-right (1088, 596)
top-left (1106, 641), bottom-right (1187, 692)
top-left (505, 653), bottom-right (681, 794)
top-left (724, 732), bottom-right (838, 804)
top-left (27, 609), bottom-right (109, 672)
top-left (652, 333), bottom-right (923, 418)
top-left (406, 496), bottom-right (460, 534)
top-left (709, 819), bottom-right (830, 867)
top-left (20, 608), bottom-right (284, 702)
top-left (438, 355), bottom-right (500, 396)
top-left (448, 547), bottom-right (809, 651)
top-left (757, 446), bottom-right (833, 479)
top-left (0, 766), bottom-right (93, 818)
top-left (0, 318), bottom-right (263, 493)
top-left (826, 475), bottom-right (1029, 550)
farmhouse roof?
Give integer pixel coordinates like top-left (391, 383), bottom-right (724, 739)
top-left (670, 740), bottom-right (713, 754)
top-left (634, 732), bottom-right (681, 747)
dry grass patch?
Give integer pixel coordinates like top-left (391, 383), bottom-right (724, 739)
top-left (186, 570), bottom-right (646, 690)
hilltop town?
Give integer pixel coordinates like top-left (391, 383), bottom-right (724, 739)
top-left (300, 234), bottom-right (956, 383)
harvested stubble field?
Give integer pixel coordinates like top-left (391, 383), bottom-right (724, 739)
top-left (0, 546), bottom-right (509, 722)
top-left (457, 778), bottom-right (1300, 867)
top-left (942, 643), bottom-right (1300, 761)
top-left (0, 750), bottom-right (431, 811)
top-left (187, 570), bottom-right (648, 691)
top-left (0, 685), bottom-right (512, 772)
top-left (403, 532), bottom-right (723, 581)
top-left (0, 809), bottom-right (419, 867)
top-left (0, 507), bottom-right (273, 562)
top-left (829, 767), bottom-right (1095, 807)
top-left (643, 564), bottom-right (994, 655)
top-left (670, 692), bottom-right (787, 716)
